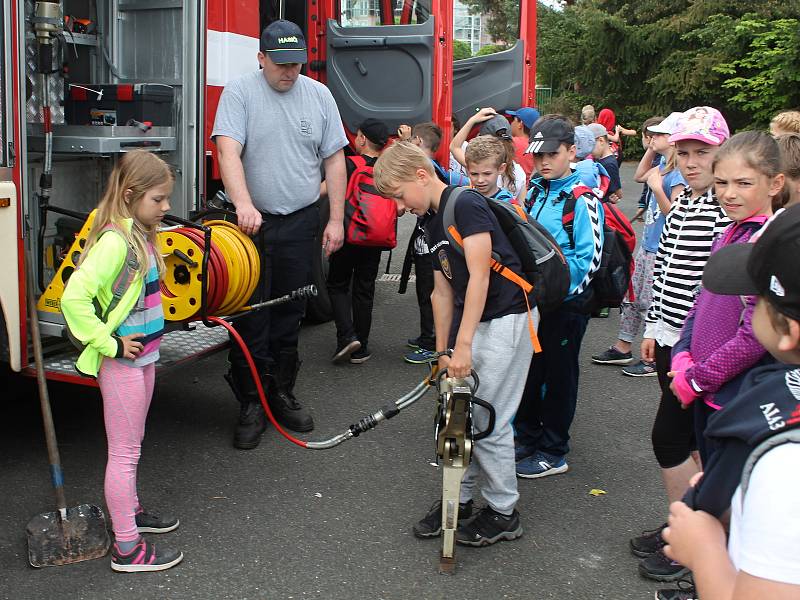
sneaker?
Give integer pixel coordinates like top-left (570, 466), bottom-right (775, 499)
top-left (403, 348), bottom-right (437, 364)
top-left (639, 549), bottom-right (691, 582)
top-left (591, 345), bottom-right (634, 365)
top-left (332, 339), bottom-right (361, 364)
top-left (110, 536), bottom-right (183, 573)
top-left (516, 452), bottom-right (569, 479)
top-left (592, 307), bottom-right (610, 318)
top-left (412, 499), bottom-right (473, 538)
top-left (407, 336), bottom-right (422, 349)
top-left (622, 360), bottom-right (658, 377)
top-left (349, 346), bottom-right (372, 364)
top-left (135, 508), bottom-right (179, 534)
top-left (630, 522), bottom-right (666, 557)
top-left (655, 576), bottom-right (697, 600)
top-left (455, 506), bottom-right (523, 546)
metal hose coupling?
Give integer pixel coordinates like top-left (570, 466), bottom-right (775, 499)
top-left (348, 404), bottom-right (402, 437)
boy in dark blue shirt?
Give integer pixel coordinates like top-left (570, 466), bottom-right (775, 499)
top-left (374, 140), bottom-right (534, 547)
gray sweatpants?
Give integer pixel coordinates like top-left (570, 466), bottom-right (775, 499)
top-left (457, 311), bottom-right (534, 514)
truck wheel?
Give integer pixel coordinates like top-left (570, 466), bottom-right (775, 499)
top-left (305, 197), bottom-right (333, 324)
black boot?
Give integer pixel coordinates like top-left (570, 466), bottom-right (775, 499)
top-left (267, 350), bottom-right (314, 433)
top-left (224, 364), bottom-right (268, 450)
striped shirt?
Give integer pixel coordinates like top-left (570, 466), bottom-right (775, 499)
top-left (644, 187), bottom-right (730, 347)
top-left (116, 245), bottom-right (164, 367)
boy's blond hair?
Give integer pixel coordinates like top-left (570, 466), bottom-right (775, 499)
top-left (373, 141), bottom-right (435, 197)
top-left (771, 111), bottom-right (800, 135)
top-left (775, 133), bottom-right (800, 209)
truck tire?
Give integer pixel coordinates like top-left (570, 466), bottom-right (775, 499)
top-left (305, 197), bottom-right (333, 324)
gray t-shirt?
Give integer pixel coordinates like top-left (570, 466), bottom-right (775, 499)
top-left (211, 71), bottom-right (348, 215)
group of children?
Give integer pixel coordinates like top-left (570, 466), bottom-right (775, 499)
top-left (372, 106), bottom-right (800, 599)
top-left (58, 100), bottom-right (800, 591)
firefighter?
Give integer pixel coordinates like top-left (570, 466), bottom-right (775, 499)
top-left (212, 20), bottom-right (348, 449)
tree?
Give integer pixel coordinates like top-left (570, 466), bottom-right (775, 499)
top-left (535, 0), bottom-right (800, 137)
top-left (461, 0), bottom-right (519, 44)
top-left (476, 44), bottom-right (507, 56)
top-left (453, 39), bottom-right (472, 61)
top-left (713, 18), bottom-right (800, 125)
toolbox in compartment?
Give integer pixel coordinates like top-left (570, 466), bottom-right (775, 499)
top-left (65, 84), bottom-right (175, 126)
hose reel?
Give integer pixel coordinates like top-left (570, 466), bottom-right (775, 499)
top-left (159, 219), bottom-right (261, 321)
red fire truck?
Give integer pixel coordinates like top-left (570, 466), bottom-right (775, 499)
top-left (0, 0), bottom-right (536, 385)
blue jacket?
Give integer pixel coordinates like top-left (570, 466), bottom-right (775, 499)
top-left (527, 171), bottom-right (604, 299)
top-left (573, 158), bottom-right (610, 192)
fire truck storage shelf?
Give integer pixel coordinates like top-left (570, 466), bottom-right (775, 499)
top-left (27, 125), bottom-right (177, 154)
top-left (32, 324), bottom-right (229, 385)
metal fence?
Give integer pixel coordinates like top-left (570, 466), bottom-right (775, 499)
top-left (535, 86), bottom-right (552, 112)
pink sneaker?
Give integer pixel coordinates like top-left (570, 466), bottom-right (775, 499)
top-left (110, 536), bottom-right (183, 573)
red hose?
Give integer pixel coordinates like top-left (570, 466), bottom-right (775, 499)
top-left (207, 316), bottom-right (309, 448)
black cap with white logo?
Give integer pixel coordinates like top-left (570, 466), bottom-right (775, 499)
top-left (260, 20), bottom-right (308, 65)
top-left (525, 118), bottom-right (575, 154)
top-left (703, 205), bottom-right (800, 320)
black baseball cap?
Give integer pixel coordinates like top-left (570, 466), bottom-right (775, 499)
top-left (260, 20), bottom-right (307, 64)
top-left (526, 118), bottom-right (575, 154)
top-left (358, 118), bottom-right (389, 147)
top-left (479, 115), bottom-right (512, 141)
top-left (702, 205), bottom-right (800, 320)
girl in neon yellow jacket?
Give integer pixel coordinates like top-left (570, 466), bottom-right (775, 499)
top-left (60, 151), bottom-right (183, 572)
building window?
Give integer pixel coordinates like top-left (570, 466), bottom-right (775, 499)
top-left (453, 0), bottom-right (482, 54)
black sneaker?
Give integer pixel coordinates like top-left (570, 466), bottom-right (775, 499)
top-left (455, 506), bottom-right (523, 547)
top-left (630, 522), bottom-right (666, 558)
top-left (407, 336), bottom-right (422, 349)
top-left (136, 508), bottom-right (179, 534)
top-left (350, 346), bottom-right (371, 364)
top-left (655, 577), bottom-right (698, 600)
top-left (412, 499), bottom-right (473, 538)
top-left (332, 338), bottom-right (361, 364)
top-left (639, 549), bottom-right (690, 582)
top-left (591, 345), bottom-right (634, 365)
top-left (110, 536), bottom-right (183, 573)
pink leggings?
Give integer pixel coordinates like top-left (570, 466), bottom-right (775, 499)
top-left (97, 359), bottom-right (155, 542)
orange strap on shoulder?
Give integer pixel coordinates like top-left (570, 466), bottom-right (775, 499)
top-left (446, 224), bottom-right (542, 353)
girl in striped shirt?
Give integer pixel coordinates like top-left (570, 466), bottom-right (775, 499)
top-left (630, 107), bottom-right (732, 582)
top-left (61, 151), bottom-right (182, 572)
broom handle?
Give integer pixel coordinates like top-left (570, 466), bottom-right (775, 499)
top-left (25, 251), bottom-right (68, 517)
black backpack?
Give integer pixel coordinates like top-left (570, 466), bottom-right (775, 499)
top-left (441, 188), bottom-right (571, 351)
top-left (561, 192), bottom-right (633, 312)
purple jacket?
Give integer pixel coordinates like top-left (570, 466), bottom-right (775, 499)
top-left (672, 217), bottom-right (770, 409)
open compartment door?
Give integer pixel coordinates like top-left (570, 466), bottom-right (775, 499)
top-left (452, 42), bottom-right (524, 126)
top-left (325, 17), bottom-right (435, 133)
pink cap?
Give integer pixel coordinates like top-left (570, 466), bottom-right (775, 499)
top-left (669, 106), bottom-right (730, 146)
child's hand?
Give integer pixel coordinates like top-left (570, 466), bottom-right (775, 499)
top-left (646, 168), bottom-right (663, 191)
top-left (120, 333), bottom-right (145, 359)
top-left (397, 124), bottom-right (412, 141)
top-left (447, 343), bottom-right (472, 379)
top-left (641, 338), bottom-right (656, 363)
top-left (689, 471), bottom-right (704, 488)
top-left (470, 107), bottom-right (498, 124)
top-left (663, 501), bottom-right (726, 571)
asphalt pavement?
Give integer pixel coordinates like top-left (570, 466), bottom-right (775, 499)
top-left (0, 164), bottom-right (674, 600)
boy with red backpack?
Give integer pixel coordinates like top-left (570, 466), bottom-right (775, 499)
top-left (326, 118), bottom-right (393, 364)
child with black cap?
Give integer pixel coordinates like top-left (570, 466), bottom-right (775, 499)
top-left (325, 118), bottom-right (390, 364)
top-left (658, 206), bottom-right (800, 600)
top-left (514, 115), bottom-right (605, 478)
